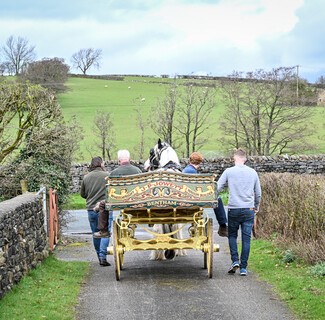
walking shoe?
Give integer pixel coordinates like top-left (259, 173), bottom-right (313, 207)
top-left (93, 231), bottom-right (109, 238)
top-left (240, 268), bottom-right (247, 276)
top-left (218, 225), bottom-right (228, 237)
top-left (228, 261), bottom-right (240, 274)
top-left (99, 258), bottom-right (111, 267)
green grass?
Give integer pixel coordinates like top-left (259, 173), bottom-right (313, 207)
top-left (250, 239), bottom-right (325, 320)
top-left (0, 255), bottom-right (89, 320)
top-left (58, 77), bottom-right (169, 161)
top-left (58, 76), bottom-right (325, 162)
top-left (63, 193), bottom-right (86, 210)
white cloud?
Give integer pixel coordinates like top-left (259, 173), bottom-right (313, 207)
top-left (1, 0), bottom-right (324, 81)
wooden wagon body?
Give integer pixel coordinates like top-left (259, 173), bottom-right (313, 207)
top-left (106, 171), bottom-right (219, 280)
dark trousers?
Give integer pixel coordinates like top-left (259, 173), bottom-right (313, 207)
top-left (213, 197), bottom-right (227, 226)
top-left (228, 208), bottom-right (255, 268)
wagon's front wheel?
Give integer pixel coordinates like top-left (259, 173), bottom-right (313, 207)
top-left (206, 218), bottom-right (214, 278)
top-left (113, 221), bottom-right (121, 281)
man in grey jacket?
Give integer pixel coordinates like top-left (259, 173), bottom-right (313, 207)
top-left (80, 157), bottom-right (110, 266)
top-left (217, 148), bottom-right (261, 276)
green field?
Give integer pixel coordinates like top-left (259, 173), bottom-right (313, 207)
top-left (58, 76), bottom-right (325, 162)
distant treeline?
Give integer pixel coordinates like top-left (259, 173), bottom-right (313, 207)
top-left (68, 72), bottom-right (321, 86)
top-left (69, 72), bottom-right (247, 82)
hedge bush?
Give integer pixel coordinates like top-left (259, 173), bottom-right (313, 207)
top-left (258, 173), bottom-right (325, 264)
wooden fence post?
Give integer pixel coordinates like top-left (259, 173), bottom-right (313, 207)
top-left (48, 188), bottom-right (59, 251)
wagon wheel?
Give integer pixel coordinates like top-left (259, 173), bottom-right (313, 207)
top-left (112, 221), bottom-right (121, 281)
top-left (118, 224), bottom-right (124, 270)
top-left (203, 222), bottom-right (208, 269)
top-left (206, 218), bottom-right (214, 278)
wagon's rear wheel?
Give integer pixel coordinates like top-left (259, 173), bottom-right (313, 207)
top-left (117, 219), bottom-right (125, 270)
top-left (112, 221), bottom-right (121, 281)
top-left (206, 218), bottom-right (214, 278)
top-left (203, 222), bottom-right (208, 269)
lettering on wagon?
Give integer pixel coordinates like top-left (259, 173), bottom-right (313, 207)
top-left (147, 200), bottom-right (177, 206)
top-left (138, 181), bottom-right (183, 192)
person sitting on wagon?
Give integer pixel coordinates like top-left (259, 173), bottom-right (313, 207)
top-left (94, 149), bottom-right (142, 238)
top-left (183, 152), bottom-right (228, 237)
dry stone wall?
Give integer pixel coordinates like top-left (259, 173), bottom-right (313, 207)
top-left (0, 193), bottom-right (48, 299)
top-left (70, 155), bottom-right (325, 193)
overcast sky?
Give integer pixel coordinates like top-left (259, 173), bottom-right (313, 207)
top-left (0, 0), bottom-right (324, 82)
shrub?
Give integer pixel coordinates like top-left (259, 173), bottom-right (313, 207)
top-left (309, 262), bottom-right (325, 277)
top-left (0, 81), bottom-right (83, 213)
top-left (282, 249), bottom-right (296, 264)
top-left (13, 116), bottom-right (83, 206)
top-left (258, 173), bottom-right (325, 264)
top-left (20, 57), bottom-right (70, 93)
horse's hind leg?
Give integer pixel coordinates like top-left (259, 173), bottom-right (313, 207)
top-left (149, 224), bottom-right (166, 260)
top-left (172, 224), bottom-right (187, 256)
top-left (163, 224), bottom-right (176, 260)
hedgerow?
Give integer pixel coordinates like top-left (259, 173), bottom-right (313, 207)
top-left (258, 173), bottom-right (325, 264)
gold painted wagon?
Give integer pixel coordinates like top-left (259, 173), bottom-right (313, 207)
top-left (106, 170), bottom-right (220, 280)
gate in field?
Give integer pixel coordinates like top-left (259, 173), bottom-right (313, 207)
top-left (48, 188), bottom-right (59, 251)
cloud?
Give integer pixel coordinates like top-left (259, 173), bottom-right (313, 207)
top-left (0, 0), bottom-right (324, 81)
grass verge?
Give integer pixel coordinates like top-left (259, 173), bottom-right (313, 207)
top-left (0, 255), bottom-right (89, 320)
top-left (250, 239), bottom-right (325, 320)
top-left (63, 193), bottom-right (86, 210)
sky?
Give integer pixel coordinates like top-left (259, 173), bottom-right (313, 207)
top-left (0, 0), bottom-right (324, 82)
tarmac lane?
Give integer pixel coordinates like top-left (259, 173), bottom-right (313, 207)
top-left (57, 211), bottom-right (295, 320)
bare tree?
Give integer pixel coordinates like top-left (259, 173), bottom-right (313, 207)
top-left (2, 35), bottom-right (36, 75)
top-left (93, 111), bottom-right (115, 160)
top-left (150, 83), bottom-right (179, 146)
top-left (0, 81), bottom-right (61, 164)
top-left (175, 84), bottom-right (216, 157)
top-left (219, 67), bottom-right (317, 155)
top-left (71, 48), bottom-right (102, 75)
top-left (1, 61), bottom-right (15, 75)
top-left (316, 75), bottom-right (325, 88)
top-left (0, 62), bottom-right (5, 76)
top-left (149, 82), bottom-right (216, 156)
top-left (20, 57), bottom-right (70, 93)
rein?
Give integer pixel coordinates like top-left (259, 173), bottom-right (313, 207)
top-left (161, 160), bottom-right (182, 172)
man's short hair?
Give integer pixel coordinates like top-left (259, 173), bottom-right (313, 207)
top-left (117, 150), bottom-right (130, 161)
top-left (233, 148), bottom-right (247, 159)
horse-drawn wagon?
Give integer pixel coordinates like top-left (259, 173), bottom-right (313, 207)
top-left (106, 170), bottom-right (220, 280)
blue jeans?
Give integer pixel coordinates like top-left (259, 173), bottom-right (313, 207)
top-left (88, 210), bottom-right (113, 259)
top-left (228, 208), bottom-right (255, 269)
top-left (213, 197), bottom-right (228, 226)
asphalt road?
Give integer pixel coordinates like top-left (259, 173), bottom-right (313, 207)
top-left (57, 210), bottom-right (295, 320)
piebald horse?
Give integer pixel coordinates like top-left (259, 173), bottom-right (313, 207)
top-left (146, 139), bottom-right (186, 260)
